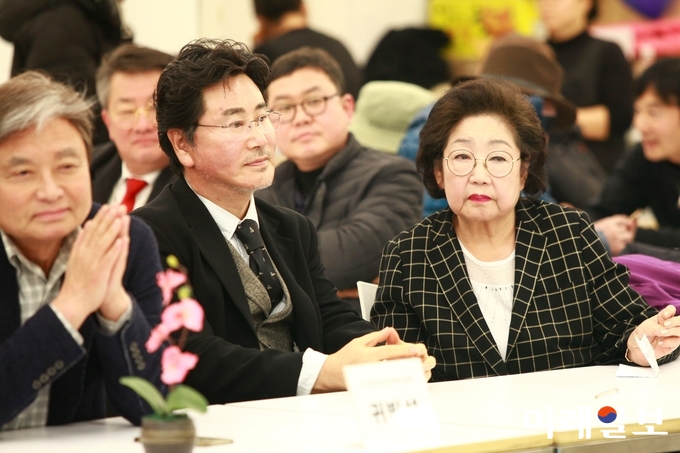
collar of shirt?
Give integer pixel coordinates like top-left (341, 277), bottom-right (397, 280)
top-left (1, 229), bottom-right (78, 282)
top-left (188, 182), bottom-right (259, 262)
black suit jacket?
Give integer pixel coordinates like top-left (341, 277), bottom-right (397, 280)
top-left (0, 205), bottom-right (164, 427)
top-left (133, 177), bottom-right (374, 404)
top-left (90, 141), bottom-right (176, 204)
top-left (372, 198), bottom-right (679, 382)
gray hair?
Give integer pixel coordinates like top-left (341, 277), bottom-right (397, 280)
top-left (0, 71), bottom-right (94, 157)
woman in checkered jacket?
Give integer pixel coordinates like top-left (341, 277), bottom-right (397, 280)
top-left (371, 78), bottom-right (680, 382)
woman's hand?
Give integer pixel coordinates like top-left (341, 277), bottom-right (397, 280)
top-left (627, 305), bottom-right (680, 366)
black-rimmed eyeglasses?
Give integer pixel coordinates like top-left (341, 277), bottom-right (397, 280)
top-left (271, 94), bottom-right (339, 124)
top-left (196, 111), bottom-right (281, 140)
top-left (444, 150), bottom-right (521, 178)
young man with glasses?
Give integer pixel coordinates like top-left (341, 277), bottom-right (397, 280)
top-left (133, 39), bottom-right (435, 404)
top-left (257, 47), bottom-right (422, 307)
top-left (91, 44), bottom-right (175, 212)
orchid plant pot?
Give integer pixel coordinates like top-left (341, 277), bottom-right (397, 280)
top-left (140, 413), bottom-right (196, 453)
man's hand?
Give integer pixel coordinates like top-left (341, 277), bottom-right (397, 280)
top-left (98, 211), bottom-right (132, 322)
top-left (594, 215), bottom-right (636, 256)
top-left (627, 305), bottom-right (680, 366)
top-left (51, 205), bottom-right (130, 329)
top-left (312, 327), bottom-right (436, 393)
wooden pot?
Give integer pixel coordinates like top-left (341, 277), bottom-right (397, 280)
top-left (140, 415), bottom-right (196, 453)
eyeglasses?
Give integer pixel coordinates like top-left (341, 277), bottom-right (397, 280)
top-left (444, 150), bottom-right (521, 178)
top-left (196, 111), bottom-right (281, 140)
top-left (271, 94), bottom-right (339, 124)
top-left (109, 104), bottom-right (157, 130)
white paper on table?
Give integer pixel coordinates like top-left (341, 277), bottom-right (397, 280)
top-left (616, 335), bottom-right (659, 378)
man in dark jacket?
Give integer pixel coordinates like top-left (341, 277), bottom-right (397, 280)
top-left (133, 39), bottom-right (434, 404)
top-left (257, 47), bottom-right (422, 305)
top-left (91, 44), bottom-right (175, 211)
top-left (0, 72), bottom-right (163, 430)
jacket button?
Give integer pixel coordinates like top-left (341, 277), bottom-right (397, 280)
top-left (54, 360), bottom-right (64, 370)
top-left (47, 366), bottom-right (56, 376)
top-left (39, 373), bottom-right (49, 383)
top-left (32, 380), bottom-right (41, 390)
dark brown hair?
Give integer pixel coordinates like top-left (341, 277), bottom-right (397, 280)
top-left (417, 78), bottom-right (547, 199)
top-left (269, 47), bottom-right (346, 95)
top-left (155, 39), bottom-right (270, 174)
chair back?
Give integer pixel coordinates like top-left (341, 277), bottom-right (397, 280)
top-left (357, 281), bottom-right (379, 321)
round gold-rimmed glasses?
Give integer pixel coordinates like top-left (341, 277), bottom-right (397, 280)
top-left (444, 150), bottom-right (521, 178)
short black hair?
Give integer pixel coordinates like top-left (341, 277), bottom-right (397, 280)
top-left (418, 79), bottom-right (547, 199)
top-left (269, 47), bottom-right (346, 95)
top-left (634, 57), bottom-right (680, 106)
top-left (155, 38), bottom-right (270, 174)
top-left (254, 0), bottom-right (301, 21)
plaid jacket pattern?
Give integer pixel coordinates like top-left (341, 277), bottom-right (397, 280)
top-left (372, 198), bottom-right (677, 382)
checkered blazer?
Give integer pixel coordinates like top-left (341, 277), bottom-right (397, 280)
top-left (372, 198), bottom-right (677, 382)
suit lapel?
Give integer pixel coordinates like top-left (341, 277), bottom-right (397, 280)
top-left (425, 212), bottom-right (507, 375)
top-left (506, 200), bottom-right (546, 359)
top-left (149, 167), bottom-right (175, 201)
top-left (171, 178), bottom-right (254, 331)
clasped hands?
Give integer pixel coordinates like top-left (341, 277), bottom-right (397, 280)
top-left (313, 327), bottom-right (436, 393)
top-left (627, 305), bottom-right (680, 366)
top-left (51, 205), bottom-right (132, 330)
top-left (593, 214), bottom-right (637, 256)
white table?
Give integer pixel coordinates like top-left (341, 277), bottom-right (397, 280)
top-left (2, 360), bottom-right (679, 453)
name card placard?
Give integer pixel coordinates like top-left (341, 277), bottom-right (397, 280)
top-left (343, 358), bottom-right (440, 449)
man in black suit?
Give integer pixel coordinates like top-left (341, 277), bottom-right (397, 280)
top-left (133, 38), bottom-right (434, 404)
top-left (91, 44), bottom-right (175, 212)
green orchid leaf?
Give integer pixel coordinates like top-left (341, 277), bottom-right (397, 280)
top-left (166, 384), bottom-right (208, 413)
top-left (120, 377), bottom-right (169, 416)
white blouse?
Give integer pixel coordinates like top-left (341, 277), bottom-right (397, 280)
top-left (459, 241), bottom-right (515, 361)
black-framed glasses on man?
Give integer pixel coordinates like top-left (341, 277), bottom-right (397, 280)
top-left (196, 111), bottom-right (281, 141)
top-left (271, 94), bottom-right (339, 124)
top-left (444, 150), bottom-right (521, 178)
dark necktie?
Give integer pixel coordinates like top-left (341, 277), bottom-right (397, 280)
top-left (121, 178), bottom-right (148, 213)
top-left (235, 220), bottom-right (284, 310)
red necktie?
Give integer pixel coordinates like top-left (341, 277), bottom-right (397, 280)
top-left (121, 178), bottom-right (148, 213)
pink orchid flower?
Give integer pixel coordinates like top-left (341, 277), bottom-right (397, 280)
top-left (161, 345), bottom-right (198, 385)
top-left (156, 269), bottom-right (187, 306)
top-left (145, 323), bottom-right (171, 353)
top-left (161, 298), bottom-right (204, 332)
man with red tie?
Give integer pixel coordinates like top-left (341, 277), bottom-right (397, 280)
top-left (90, 44), bottom-right (176, 212)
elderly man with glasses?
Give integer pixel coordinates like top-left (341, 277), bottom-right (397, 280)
top-left (256, 47), bottom-right (422, 308)
top-left (90, 44), bottom-right (175, 213)
top-left (133, 39), bottom-right (435, 404)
